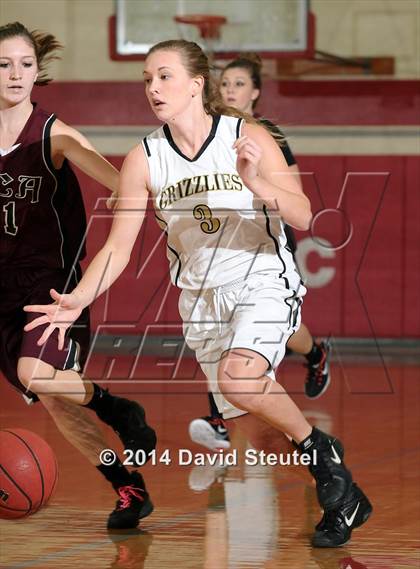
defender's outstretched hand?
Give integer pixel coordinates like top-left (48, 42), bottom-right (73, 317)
top-left (24, 289), bottom-right (83, 349)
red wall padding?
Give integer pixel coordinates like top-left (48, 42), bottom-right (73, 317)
top-left (33, 81), bottom-right (420, 126)
top-left (76, 155), bottom-right (419, 339)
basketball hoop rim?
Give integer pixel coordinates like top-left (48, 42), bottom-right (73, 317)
top-left (174, 14), bottom-right (227, 26)
top-left (174, 13), bottom-right (227, 40)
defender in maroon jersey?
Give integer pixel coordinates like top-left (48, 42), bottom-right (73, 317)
top-left (0, 103), bottom-right (91, 388)
top-left (0, 22), bottom-right (155, 529)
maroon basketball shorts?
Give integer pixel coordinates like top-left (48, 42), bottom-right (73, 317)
top-left (0, 266), bottom-right (90, 403)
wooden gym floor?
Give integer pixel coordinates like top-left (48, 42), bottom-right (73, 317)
top-left (1, 347), bottom-right (419, 569)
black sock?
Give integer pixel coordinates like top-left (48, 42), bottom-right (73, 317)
top-left (297, 427), bottom-right (318, 452)
top-left (298, 428), bottom-right (331, 484)
top-left (97, 457), bottom-right (133, 491)
top-left (208, 392), bottom-right (223, 419)
top-left (84, 383), bottom-right (115, 416)
top-left (305, 341), bottom-right (323, 365)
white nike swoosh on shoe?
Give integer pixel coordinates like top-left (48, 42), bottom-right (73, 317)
top-left (345, 502), bottom-right (360, 526)
top-left (216, 426), bottom-right (228, 435)
top-left (331, 444), bottom-right (342, 464)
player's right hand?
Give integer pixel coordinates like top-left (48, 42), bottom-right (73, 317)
top-left (23, 289), bottom-right (83, 349)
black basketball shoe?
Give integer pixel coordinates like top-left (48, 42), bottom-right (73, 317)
top-left (312, 483), bottom-right (372, 547)
top-left (108, 471), bottom-right (154, 530)
top-left (96, 393), bottom-right (157, 459)
top-left (305, 340), bottom-right (331, 399)
top-left (299, 427), bottom-right (352, 511)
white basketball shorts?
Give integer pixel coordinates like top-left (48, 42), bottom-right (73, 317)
top-left (179, 271), bottom-right (307, 419)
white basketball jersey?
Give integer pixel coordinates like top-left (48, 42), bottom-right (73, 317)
top-left (143, 114), bottom-right (301, 290)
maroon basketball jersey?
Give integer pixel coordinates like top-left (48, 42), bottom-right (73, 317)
top-left (0, 104), bottom-right (87, 271)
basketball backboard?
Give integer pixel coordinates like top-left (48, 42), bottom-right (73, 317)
top-left (111, 0), bottom-right (313, 60)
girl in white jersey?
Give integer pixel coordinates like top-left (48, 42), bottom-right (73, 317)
top-left (189, 53), bottom-right (331, 452)
top-left (25, 40), bottom-right (371, 547)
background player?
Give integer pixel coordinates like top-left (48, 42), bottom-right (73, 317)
top-left (24, 39), bottom-right (372, 547)
top-left (189, 53), bottom-right (331, 451)
top-left (0, 21), bottom-right (155, 529)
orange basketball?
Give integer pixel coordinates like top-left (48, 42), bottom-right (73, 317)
top-left (0, 429), bottom-right (58, 519)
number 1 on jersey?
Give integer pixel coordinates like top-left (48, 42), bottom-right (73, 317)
top-left (193, 204), bottom-right (220, 234)
top-left (3, 201), bottom-right (18, 236)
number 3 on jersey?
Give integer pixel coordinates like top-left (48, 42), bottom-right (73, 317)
top-left (193, 204), bottom-right (220, 234)
top-left (3, 201), bottom-right (18, 236)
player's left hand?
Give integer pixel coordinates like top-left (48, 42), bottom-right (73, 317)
top-left (233, 136), bottom-right (262, 187)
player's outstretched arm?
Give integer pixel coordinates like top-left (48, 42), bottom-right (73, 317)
top-left (51, 119), bottom-right (119, 196)
top-left (234, 123), bottom-right (312, 230)
top-left (24, 145), bottom-right (150, 345)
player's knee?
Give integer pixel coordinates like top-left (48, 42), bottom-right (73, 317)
top-left (17, 357), bottom-right (54, 393)
top-left (220, 349), bottom-right (268, 377)
top-left (17, 358), bottom-right (35, 389)
top-left (217, 372), bottom-right (261, 414)
top-left (217, 350), bottom-right (267, 384)
top-left (217, 350), bottom-right (270, 413)
top-left (218, 384), bottom-right (262, 414)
